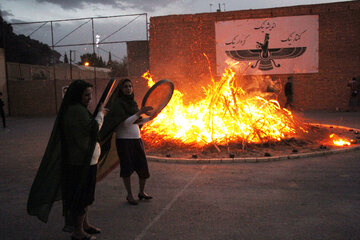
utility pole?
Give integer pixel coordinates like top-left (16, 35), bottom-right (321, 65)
top-left (50, 21), bottom-right (58, 112)
top-left (69, 50), bottom-right (73, 80)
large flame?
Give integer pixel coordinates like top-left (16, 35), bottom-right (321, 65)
top-left (142, 71), bottom-right (155, 88)
top-left (141, 64), bottom-right (307, 148)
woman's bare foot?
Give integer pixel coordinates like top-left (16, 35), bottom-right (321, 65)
top-left (83, 223), bottom-right (101, 234)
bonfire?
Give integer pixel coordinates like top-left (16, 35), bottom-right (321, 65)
top-left (140, 62), bottom-right (356, 158)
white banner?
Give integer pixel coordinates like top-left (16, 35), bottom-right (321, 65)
top-left (215, 15), bottom-right (319, 75)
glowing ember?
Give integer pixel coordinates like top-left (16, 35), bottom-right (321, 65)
top-left (329, 133), bottom-right (351, 146)
top-left (141, 63), bottom-right (308, 148)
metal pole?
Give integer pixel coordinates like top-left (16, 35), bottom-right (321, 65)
top-left (51, 21), bottom-right (58, 112)
top-left (10, 13), bottom-right (148, 25)
top-left (146, 13), bottom-right (150, 73)
top-left (1, 19), bottom-right (10, 116)
top-left (146, 13), bottom-right (149, 41)
top-left (70, 50), bottom-right (72, 80)
top-left (91, 18), bottom-right (97, 103)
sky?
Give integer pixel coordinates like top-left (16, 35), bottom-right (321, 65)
top-left (0, 0), bottom-right (352, 63)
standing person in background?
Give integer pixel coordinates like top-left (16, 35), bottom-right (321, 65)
top-left (264, 75), bottom-right (281, 100)
top-left (357, 77), bottom-right (360, 108)
top-left (0, 92), bottom-right (6, 129)
top-left (347, 77), bottom-right (358, 111)
top-left (98, 78), bottom-right (153, 205)
top-left (27, 80), bottom-right (107, 240)
top-left (284, 76), bottom-right (293, 109)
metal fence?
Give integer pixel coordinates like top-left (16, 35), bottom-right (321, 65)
top-left (7, 13), bottom-right (148, 110)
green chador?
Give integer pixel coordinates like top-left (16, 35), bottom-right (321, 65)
top-left (27, 85), bottom-right (98, 223)
top-left (96, 81), bottom-right (139, 181)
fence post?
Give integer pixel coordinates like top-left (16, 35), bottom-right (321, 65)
top-left (51, 21), bottom-right (58, 113)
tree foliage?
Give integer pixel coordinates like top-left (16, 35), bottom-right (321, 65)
top-left (78, 53), bottom-right (106, 67)
top-left (109, 56), bottom-right (128, 77)
top-left (107, 52), bottom-right (112, 67)
top-left (0, 16), bottom-right (61, 65)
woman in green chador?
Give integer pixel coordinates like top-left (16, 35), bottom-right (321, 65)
top-left (27, 80), bottom-right (107, 240)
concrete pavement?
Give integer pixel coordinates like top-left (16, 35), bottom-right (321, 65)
top-left (0, 111), bottom-right (359, 240)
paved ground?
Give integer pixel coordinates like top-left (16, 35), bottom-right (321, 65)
top-left (0, 111), bottom-right (359, 240)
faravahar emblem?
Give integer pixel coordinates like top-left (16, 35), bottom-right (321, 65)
top-left (225, 33), bottom-right (307, 71)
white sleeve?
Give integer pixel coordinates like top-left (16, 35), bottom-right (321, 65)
top-left (136, 117), bottom-right (152, 125)
top-left (95, 111), bottom-right (104, 129)
top-left (123, 113), bottom-right (141, 125)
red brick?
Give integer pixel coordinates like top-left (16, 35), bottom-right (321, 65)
top-left (149, 1), bottom-right (360, 111)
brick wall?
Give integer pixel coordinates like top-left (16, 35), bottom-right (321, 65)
top-left (127, 41), bottom-right (149, 77)
top-left (149, 1), bottom-right (360, 110)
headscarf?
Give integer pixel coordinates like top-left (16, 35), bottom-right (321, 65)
top-left (110, 78), bottom-right (138, 115)
top-left (62, 80), bottom-right (92, 107)
top-left (58, 80), bottom-right (93, 159)
top-left (27, 80), bottom-right (95, 223)
top-left (98, 78), bottom-right (139, 142)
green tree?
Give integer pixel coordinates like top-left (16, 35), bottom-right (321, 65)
top-left (109, 56), bottom-right (128, 77)
top-left (107, 52), bottom-right (112, 67)
top-left (78, 53), bottom-right (106, 67)
top-left (0, 16), bottom-right (61, 65)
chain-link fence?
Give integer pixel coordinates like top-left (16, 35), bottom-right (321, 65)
top-left (4, 14), bottom-right (148, 115)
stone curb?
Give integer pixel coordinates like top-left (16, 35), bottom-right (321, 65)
top-left (147, 124), bottom-right (360, 164)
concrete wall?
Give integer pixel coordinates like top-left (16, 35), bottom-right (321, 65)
top-left (4, 61), bottom-right (112, 116)
top-left (6, 75), bottom-right (150, 116)
top-left (6, 62), bottom-right (110, 81)
top-left (0, 49), bottom-right (8, 115)
top-left (0, 50), bottom-right (150, 116)
top-left (149, 1), bottom-right (360, 111)
top-left (8, 78), bottom-right (98, 116)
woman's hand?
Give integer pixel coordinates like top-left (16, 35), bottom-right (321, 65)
top-left (99, 102), bottom-right (109, 115)
top-left (139, 106), bottom-right (153, 116)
